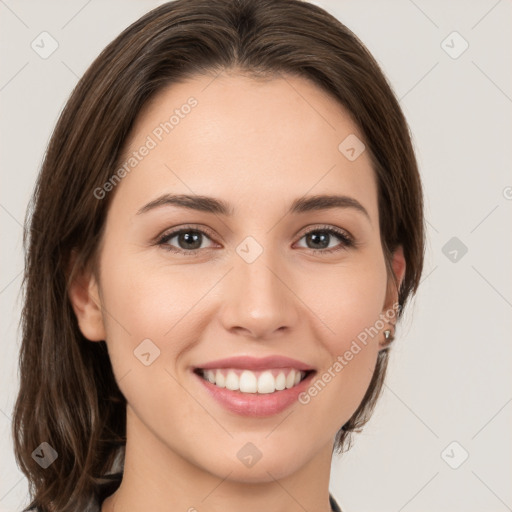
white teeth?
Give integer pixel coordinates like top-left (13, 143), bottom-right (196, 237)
top-left (215, 370), bottom-right (226, 388)
top-left (257, 371), bottom-right (275, 394)
top-left (239, 370), bottom-right (257, 393)
top-left (200, 368), bottom-right (307, 394)
top-left (275, 372), bottom-right (286, 391)
top-left (225, 370), bottom-right (239, 391)
top-left (285, 371), bottom-right (295, 389)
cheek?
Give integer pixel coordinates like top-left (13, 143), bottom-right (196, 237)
top-left (295, 257), bottom-right (388, 422)
top-left (310, 256), bottom-right (389, 352)
top-left (97, 257), bottom-right (199, 372)
top-left (96, 259), bottom-right (205, 431)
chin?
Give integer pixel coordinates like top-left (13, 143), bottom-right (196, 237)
top-left (193, 438), bottom-right (310, 483)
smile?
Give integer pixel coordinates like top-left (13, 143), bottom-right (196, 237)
top-left (194, 367), bottom-right (312, 394)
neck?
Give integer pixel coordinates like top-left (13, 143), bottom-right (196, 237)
top-left (102, 407), bottom-right (335, 512)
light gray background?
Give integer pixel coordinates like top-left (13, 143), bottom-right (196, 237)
top-left (1, 1), bottom-right (511, 511)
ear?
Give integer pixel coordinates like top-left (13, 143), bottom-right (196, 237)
top-left (384, 245), bottom-right (406, 310)
top-left (67, 254), bottom-right (106, 342)
top-left (378, 246), bottom-right (406, 350)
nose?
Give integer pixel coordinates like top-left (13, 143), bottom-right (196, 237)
top-left (218, 248), bottom-right (300, 340)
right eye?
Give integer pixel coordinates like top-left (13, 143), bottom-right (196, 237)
top-left (156, 226), bottom-right (219, 255)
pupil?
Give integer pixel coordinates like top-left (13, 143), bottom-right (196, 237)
top-left (180, 231), bottom-right (201, 250)
top-left (309, 232), bottom-right (329, 249)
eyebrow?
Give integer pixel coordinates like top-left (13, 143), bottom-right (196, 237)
top-left (136, 193), bottom-right (370, 221)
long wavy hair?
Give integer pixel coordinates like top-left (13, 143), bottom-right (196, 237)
top-left (13, 0), bottom-right (425, 510)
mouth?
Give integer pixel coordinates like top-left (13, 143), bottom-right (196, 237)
top-left (193, 367), bottom-right (315, 394)
top-left (191, 355), bottom-right (317, 416)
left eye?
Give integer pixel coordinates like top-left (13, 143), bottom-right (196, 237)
top-left (156, 226), bottom-right (354, 255)
top-left (295, 227), bottom-right (353, 253)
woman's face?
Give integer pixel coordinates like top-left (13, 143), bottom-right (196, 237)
top-left (76, 71), bottom-right (404, 483)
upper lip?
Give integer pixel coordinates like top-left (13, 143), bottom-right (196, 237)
top-left (194, 355), bottom-right (315, 372)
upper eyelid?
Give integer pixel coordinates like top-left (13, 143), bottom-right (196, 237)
top-left (157, 224), bottom-right (219, 243)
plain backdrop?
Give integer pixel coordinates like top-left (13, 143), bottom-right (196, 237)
top-left (1, 1), bottom-right (511, 511)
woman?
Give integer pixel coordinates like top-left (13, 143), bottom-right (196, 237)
top-left (13, 0), bottom-right (425, 510)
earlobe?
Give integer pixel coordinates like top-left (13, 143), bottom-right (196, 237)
top-left (67, 259), bottom-right (106, 342)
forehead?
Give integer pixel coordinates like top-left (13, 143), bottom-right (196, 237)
top-left (111, 72), bottom-right (378, 220)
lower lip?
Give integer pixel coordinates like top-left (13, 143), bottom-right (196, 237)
top-left (193, 370), bottom-right (316, 417)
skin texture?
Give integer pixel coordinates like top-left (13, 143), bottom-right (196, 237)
top-left (69, 71), bottom-right (405, 512)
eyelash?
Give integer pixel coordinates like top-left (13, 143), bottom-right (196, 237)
top-left (155, 224), bottom-right (355, 256)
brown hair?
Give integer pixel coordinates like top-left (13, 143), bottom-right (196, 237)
top-left (13, 0), bottom-right (424, 509)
